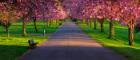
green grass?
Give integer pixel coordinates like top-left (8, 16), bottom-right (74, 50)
top-left (0, 36), bottom-right (47, 60)
top-left (78, 21), bottom-right (140, 60)
top-left (0, 22), bottom-right (61, 34)
top-left (0, 21), bottom-right (61, 60)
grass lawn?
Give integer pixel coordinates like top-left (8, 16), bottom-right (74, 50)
top-left (0, 21), bottom-right (61, 60)
top-left (78, 21), bottom-right (140, 60)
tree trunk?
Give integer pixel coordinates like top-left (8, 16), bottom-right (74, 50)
top-left (33, 18), bottom-right (38, 32)
top-left (5, 26), bottom-right (9, 38)
top-left (101, 22), bottom-right (104, 32)
top-left (22, 20), bottom-right (27, 36)
top-left (128, 25), bottom-right (134, 46)
top-left (94, 20), bottom-right (97, 30)
top-left (99, 20), bottom-right (104, 32)
top-left (109, 20), bottom-right (115, 39)
top-left (127, 20), bottom-right (135, 46)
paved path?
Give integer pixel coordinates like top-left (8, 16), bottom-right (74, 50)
top-left (18, 22), bottom-right (127, 60)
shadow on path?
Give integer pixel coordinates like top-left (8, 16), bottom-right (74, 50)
top-left (18, 46), bottom-right (128, 60)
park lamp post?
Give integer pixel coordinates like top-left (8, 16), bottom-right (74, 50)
top-left (43, 11), bottom-right (46, 37)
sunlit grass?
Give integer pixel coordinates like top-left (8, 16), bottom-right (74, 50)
top-left (78, 21), bottom-right (140, 60)
top-left (0, 21), bottom-right (61, 60)
top-left (0, 36), bottom-right (47, 60)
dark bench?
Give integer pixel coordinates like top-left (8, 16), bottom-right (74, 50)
top-left (28, 39), bottom-right (38, 49)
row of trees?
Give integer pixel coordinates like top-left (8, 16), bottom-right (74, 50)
top-left (62, 0), bottom-right (140, 46)
top-left (0, 0), bottom-right (66, 37)
top-left (1, 0), bottom-right (140, 46)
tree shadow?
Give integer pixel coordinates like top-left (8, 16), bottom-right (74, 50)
top-left (106, 46), bottom-right (140, 60)
top-left (0, 45), bottom-right (28, 60)
top-left (18, 46), bottom-right (127, 60)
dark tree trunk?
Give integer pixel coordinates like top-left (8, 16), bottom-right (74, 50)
top-left (5, 26), bottom-right (9, 37)
top-left (33, 18), bottom-right (38, 32)
top-left (22, 20), bottom-right (27, 36)
top-left (94, 20), bottom-right (97, 30)
top-left (100, 22), bottom-right (104, 32)
top-left (109, 20), bottom-right (115, 39)
top-left (99, 20), bottom-right (104, 32)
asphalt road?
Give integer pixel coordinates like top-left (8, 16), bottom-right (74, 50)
top-left (18, 21), bottom-right (127, 60)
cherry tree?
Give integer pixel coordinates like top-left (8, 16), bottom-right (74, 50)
top-left (0, 0), bottom-right (19, 37)
top-left (118, 0), bottom-right (140, 46)
top-left (1, 0), bottom-right (140, 46)
top-left (35, 0), bottom-right (66, 36)
top-left (3, 0), bottom-right (66, 36)
top-left (104, 0), bottom-right (121, 39)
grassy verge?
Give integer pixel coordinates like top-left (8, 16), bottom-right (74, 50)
top-left (0, 21), bottom-right (61, 60)
top-left (0, 36), bottom-right (47, 60)
top-left (78, 21), bottom-right (140, 60)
